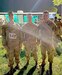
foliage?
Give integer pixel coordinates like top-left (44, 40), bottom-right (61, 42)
top-left (56, 14), bottom-right (61, 19)
top-left (53, 0), bottom-right (62, 6)
top-left (56, 42), bottom-right (62, 56)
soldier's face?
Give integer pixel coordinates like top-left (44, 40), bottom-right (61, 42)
top-left (43, 13), bottom-right (49, 21)
top-left (9, 14), bottom-right (13, 21)
top-left (28, 15), bottom-right (32, 22)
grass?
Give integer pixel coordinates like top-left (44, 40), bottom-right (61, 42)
top-left (0, 37), bottom-right (62, 75)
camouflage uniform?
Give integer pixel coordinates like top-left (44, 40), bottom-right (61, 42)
top-left (1, 21), bottom-right (22, 68)
top-left (54, 19), bottom-right (62, 40)
top-left (38, 20), bottom-right (56, 64)
top-left (39, 11), bottom-right (56, 75)
top-left (54, 20), bottom-right (61, 39)
top-left (22, 23), bottom-right (38, 64)
top-left (60, 23), bottom-right (62, 38)
top-left (57, 21), bottom-right (62, 39)
top-left (0, 19), bottom-right (3, 35)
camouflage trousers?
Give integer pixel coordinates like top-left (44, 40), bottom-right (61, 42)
top-left (24, 41), bottom-right (38, 63)
top-left (6, 45), bottom-right (20, 67)
top-left (40, 42), bottom-right (55, 64)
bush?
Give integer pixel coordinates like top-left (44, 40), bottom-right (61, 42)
top-left (56, 42), bottom-right (62, 56)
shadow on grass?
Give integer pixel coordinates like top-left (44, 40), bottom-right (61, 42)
top-left (46, 70), bottom-right (52, 75)
top-left (4, 66), bottom-right (16, 75)
top-left (3, 54), bottom-right (7, 58)
top-left (27, 64), bottom-right (37, 75)
top-left (17, 63), bottom-right (28, 75)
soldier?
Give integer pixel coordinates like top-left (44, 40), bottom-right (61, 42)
top-left (54, 17), bottom-right (62, 40)
top-left (0, 18), bottom-right (2, 35)
top-left (0, 11), bottom-right (22, 74)
top-left (1, 20), bottom-right (8, 50)
top-left (57, 18), bottom-right (62, 40)
top-left (54, 17), bottom-right (61, 39)
top-left (38, 10), bottom-right (56, 75)
top-left (22, 15), bottom-right (38, 66)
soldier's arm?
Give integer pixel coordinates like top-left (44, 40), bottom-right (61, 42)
top-left (36, 26), bottom-right (41, 45)
top-left (2, 27), bottom-right (7, 46)
top-left (1, 23), bottom-right (8, 47)
top-left (0, 18), bottom-right (8, 27)
top-left (0, 18), bottom-right (3, 27)
top-left (49, 20), bottom-right (57, 31)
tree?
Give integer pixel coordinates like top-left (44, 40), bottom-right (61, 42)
top-left (53, 0), bottom-right (62, 6)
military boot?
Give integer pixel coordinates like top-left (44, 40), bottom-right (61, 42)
top-left (40, 63), bottom-right (45, 75)
top-left (15, 64), bottom-right (19, 70)
top-left (9, 67), bottom-right (13, 75)
top-left (49, 62), bottom-right (52, 75)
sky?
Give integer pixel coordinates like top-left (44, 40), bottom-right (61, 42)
top-left (0, 0), bottom-right (54, 12)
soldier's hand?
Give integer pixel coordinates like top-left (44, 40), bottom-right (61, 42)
top-left (0, 18), bottom-right (3, 26)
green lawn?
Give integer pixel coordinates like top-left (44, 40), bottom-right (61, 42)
top-left (0, 37), bottom-right (62, 75)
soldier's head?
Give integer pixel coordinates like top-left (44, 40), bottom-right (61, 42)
top-left (43, 10), bottom-right (49, 22)
top-left (54, 16), bottom-right (57, 21)
top-left (8, 11), bottom-right (13, 21)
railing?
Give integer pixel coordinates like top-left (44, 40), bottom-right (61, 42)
top-left (0, 12), bottom-right (56, 15)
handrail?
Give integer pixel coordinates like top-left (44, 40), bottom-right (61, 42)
top-left (0, 12), bottom-right (56, 15)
